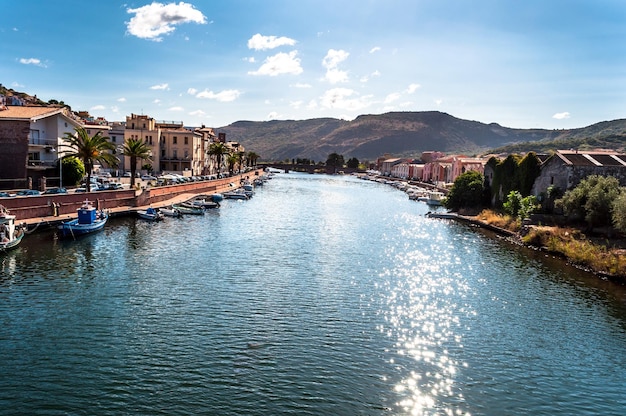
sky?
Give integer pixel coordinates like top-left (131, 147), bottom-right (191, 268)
top-left (2, 0), bottom-right (625, 129)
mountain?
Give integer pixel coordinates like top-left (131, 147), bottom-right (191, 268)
top-left (217, 111), bottom-right (626, 162)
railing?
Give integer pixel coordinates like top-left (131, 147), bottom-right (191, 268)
top-left (28, 138), bottom-right (58, 147)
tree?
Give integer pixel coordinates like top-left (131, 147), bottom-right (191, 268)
top-left (557, 175), bottom-right (621, 228)
top-left (612, 189), bottom-right (626, 233)
top-left (247, 152), bottom-right (260, 167)
top-left (208, 142), bottom-right (230, 177)
top-left (326, 153), bottom-right (345, 170)
top-left (122, 138), bottom-right (152, 188)
top-left (346, 157), bottom-right (359, 169)
top-left (61, 127), bottom-right (118, 192)
top-left (227, 153), bottom-right (239, 176)
top-left (444, 170), bottom-right (485, 211)
top-left (61, 156), bottom-right (85, 186)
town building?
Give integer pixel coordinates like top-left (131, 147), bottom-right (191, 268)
top-left (532, 149), bottom-right (626, 196)
top-left (0, 105), bottom-right (81, 189)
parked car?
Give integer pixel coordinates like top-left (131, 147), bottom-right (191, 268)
top-left (123, 172), bottom-right (132, 177)
top-left (105, 183), bottom-right (124, 190)
top-left (0, 192), bottom-right (11, 198)
top-left (15, 189), bottom-right (41, 196)
top-left (42, 187), bottom-right (67, 195)
top-left (141, 175), bottom-right (157, 181)
top-left (75, 184), bottom-right (101, 193)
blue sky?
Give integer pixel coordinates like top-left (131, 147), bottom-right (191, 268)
top-left (2, 0), bottom-right (625, 129)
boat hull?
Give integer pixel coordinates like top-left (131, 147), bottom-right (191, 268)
top-left (0, 232), bottom-right (24, 252)
top-left (58, 216), bottom-right (108, 237)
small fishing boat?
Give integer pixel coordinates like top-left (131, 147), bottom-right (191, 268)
top-left (191, 198), bottom-right (220, 209)
top-left (0, 205), bottom-right (25, 252)
top-left (58, 199), bottom-right (108, 238)
top-left (137, 207), bottom-right (164, 221)
top-left (172, 203), bottom-right (205, 215)
top-left (223, 189), bottom-right (250, 200)
top-left (160, 206), bottom-right (182, 218)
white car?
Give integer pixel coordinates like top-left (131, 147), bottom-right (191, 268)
top-left (141, 175), bottom-right (157, 181)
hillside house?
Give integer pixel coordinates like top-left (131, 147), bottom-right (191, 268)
top-left (532, 149), bottom-right (626, 196)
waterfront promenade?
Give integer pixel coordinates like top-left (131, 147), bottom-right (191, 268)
top-left (4, 170), bottom-right (263, 229)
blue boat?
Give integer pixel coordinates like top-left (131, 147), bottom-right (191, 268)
top-left (58, 199), bottom-right (108, 238)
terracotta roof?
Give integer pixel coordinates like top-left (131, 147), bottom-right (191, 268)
top-left (0, 105), bottom-right (66, 121)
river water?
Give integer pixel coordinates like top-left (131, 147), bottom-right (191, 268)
top-left (1, 173), bottom-right (625, 415)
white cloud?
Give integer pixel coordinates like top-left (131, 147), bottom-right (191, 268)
top-left (187, 87), bottom-right (197, 95)
top-left (290, 100), bottom-right (303, 109)
top-left (154, 99), bottom-right (161, 104)
top-left (19, 57), bottom-right (46, 67)
top-left (248, 51), bottom-right (303, 76)
top-left (307, 99), bottom-right (318, 109)
top-left (360, 70), bottom-right (380, 83)
top-left (553, 111), bottom-right (570, 120)
top-left (246, 57), bottom-right (256, 63)
top-left (435, 99), bottom-right (443, 106)
top-left (189, 109), bottom-right (205, 116)
top-left (384, 93), bottom-right (401, 104)
top-left (111, 106), bottom-right (120, 113)
top-left (126, 2), bottom-right (207, 42)
top-left (319, 88), bottom-right (372, 111)
top-left (322, 49), bottom-right (349, 70)
top-left (324, 68), bottom-right (349, 84)
top-left (168, 106), bottom-right (184, 111)
top-left (150, 83), bottom-right (169, 90)
top-left (195, 89), bottom-right (241, 102)
top-left (267, 111), bottom-right (281, 120)
top-left (369, 46), bottom-right (381, 54)
top-left (322, 49), bottom-right (349, 84)
top-left (406, 83), bottom-right (421, 94)
top-left (247, 33), bottom-right (296, 50)
top-left (90, 105), bottom-right (106, 111)
top-left (117, 97), bottom-right (127, 102)
top-left (292, 82), bottom-right (312, 88)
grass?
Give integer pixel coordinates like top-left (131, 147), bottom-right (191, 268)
top-left (473, 210), bottom-right (626, 278)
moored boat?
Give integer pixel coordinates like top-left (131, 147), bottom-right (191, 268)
top-left (191, 198), bottom-right (220, 209)
top-left (137, 207), bottom-right (164, 221)
top-left (0, 205), bottom-right (25, 252)
top-left (58, 199), bottom-right (108, 238)
top-left (172, 203), bottom-right (205, 215)
top-left (223, 189), bottom-right (250, 200)
top-left (160, 206), bottom-right (182, 218)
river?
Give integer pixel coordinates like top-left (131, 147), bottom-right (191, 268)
top-left (1, 173), bottom-right (625, 415)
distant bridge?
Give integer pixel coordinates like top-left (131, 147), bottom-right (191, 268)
top-left (259, 163), bottom-right (360, 174)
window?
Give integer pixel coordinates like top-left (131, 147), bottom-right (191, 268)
top-left (184, 137), bottom-right (188, 145)
top-left (184, 150), bottom-right (189, 159)
top-left (173, 137), bottom-right (177, 144)
top-left (173, 150), bottom-right (178, 159)
top-left (149, 136), bottom-right (153, 145)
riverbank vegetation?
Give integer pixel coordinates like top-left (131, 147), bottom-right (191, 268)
top-left (444, 153), bottom-right (626, 280)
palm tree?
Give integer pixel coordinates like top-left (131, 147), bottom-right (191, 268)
top-left (246, 151), bottom-right (260, 168)
top-left (122, 138), bottom-right (152, 188)
top-left (208, 142), bottom-right (230, 177)
top-left (227, 153), bottom-right (239, 176)
top-left (61, 127), bottom-right (118, 192)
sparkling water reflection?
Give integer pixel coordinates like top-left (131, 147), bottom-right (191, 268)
top-left (1, 173), bottom-right (625, 415)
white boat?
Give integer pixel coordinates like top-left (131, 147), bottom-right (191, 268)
top-left (172, 203), bottom-right (205, 215)
top-left (137, 207), bottom-right (164, 221)
top-left (160, 206), bottom-right (182, 218)
top-left (0, 205), bottom-right (25, 252)
top-left (58, 199), bottom-right (108, 238)
top-left (191, 198), bottom-right (220, 209)
top-left (425, 191), bottom-right (445, 206)
top-left (222, 189), bottom-right (250, 200)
